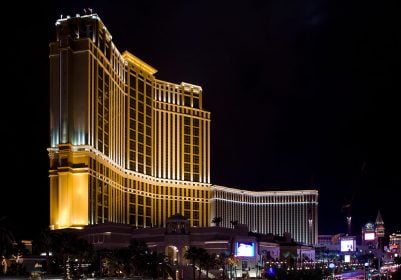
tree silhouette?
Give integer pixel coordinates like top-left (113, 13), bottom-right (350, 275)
top-left (185, 246), bottom-right (202, 280)
top-left (0, 217), bottom-right (15, 257)
top-left (212, 217), bottom-right (222, 227)
top-left (34, 228), bottom-right (53, 274)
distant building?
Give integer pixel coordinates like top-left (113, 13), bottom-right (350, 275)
top-left (362, 222), bottom-right (377, 248)
top-left (389, 232), bottom-right (401, 255)
top-left (48, 12), bottom-right (318, 245)
top-left (317, 235), bottom-right (336, 248)
top-left (317, 234), bottom-right (356, 252)
top-left (361, 211), bottom-right (385, 249)
top-left (375, 211), bottom-right (385, 249)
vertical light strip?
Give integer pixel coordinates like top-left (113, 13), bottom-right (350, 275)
top-left (135, 80), bottom-right (138, 172)
top-left (167, 112), bottom-right (171, 179)
top-left (163, 111), bottom-right (166, 178)
top-left (171, 112), bottom-right (177, 180)
top-left (158, 110), bottom-right (161, 178)
top-left (207, 120), bottom-right (210, 183)
top-left (176, 114), bottom-right (180, 180)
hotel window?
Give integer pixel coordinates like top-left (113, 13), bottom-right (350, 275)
top-left (184, 154), bottom-right (190, 162)
top-left (184, 96), bottom-right (191, 107)
top-left (184, 145), bottom-right (190, 153)
top-left (138, 79), bottom-right (144, 93)
top-left (184, 126), bottom-right (191, 135)
top-left (146, 84), bottom-right (152, 95)
top-left (193, 97), bottom-right (199, 109)
top-left (184, 117), bottom-right (190, 125)
top-left (184, 211), bottom-right (190, 219)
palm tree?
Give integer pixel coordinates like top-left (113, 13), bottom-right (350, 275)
top-left (129, 239), bottom-right (150, 276)
top-left (146, 251), bottom-right (173, 279)
top-left (225, 254), bottom-right (240, 280)
top-left (107, 247), bottom-right (132, 277)
top-left (196, 247), bottom-right (208, 279)
top-left (185, 246), bottom-right (201, 280)
top-left (200, 251), bottom-right (217, 279)
top-left (51, 230), bottom-right (88, 278)
top-left (212, 217), bottom-right (222, 227)
top-left (217, 252), bottom-right (229, 279)
top-left (230, 220), bottom-right (238, 227)
top-left (74, 238), bottom-right (94, 277)
top-left (0, 216), bottom-right (15, 257)
top-left (35, 227), bottom-right (53, 274)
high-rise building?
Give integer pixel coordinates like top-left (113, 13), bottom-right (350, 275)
top-left (48, 13), bottom-right (318, 245)
top-left (49, 13), bottom-right (211, 230)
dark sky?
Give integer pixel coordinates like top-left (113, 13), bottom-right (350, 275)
top-left (1, 1), bottom-right (400, 240)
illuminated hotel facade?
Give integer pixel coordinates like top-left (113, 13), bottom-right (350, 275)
top-left (211, 186), bottom-right (318, 245)
top-left (49, 13), bottom-right (318, 245)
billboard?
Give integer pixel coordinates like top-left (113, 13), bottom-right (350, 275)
top-left (235, 242), bottom-right (255, 257)
top-left (341, 239), bottom-right (356, 252)
top-left (364, 232), bottom-right (375, 241)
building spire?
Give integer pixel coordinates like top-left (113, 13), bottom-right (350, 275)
top-left (375, 210), bottom-right (384, 225)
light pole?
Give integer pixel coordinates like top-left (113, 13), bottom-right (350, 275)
top-left (329, 262), bottom-right (335, 279)
top-left (364, 261), bottom-right (370, 280)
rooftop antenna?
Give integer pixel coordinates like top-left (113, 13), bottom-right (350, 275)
top-left (341, 161), bottom-right (367, 236)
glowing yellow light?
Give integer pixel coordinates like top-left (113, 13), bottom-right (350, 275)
top-left (122, 51), bottom-right (157, 74)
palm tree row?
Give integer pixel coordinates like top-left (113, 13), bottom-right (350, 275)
top-left (97, 240), bottom-right (173, 278)
top-left (1, 224), bottom-right (172, 279)
top-left (34, 229), bottom-right (173, 278)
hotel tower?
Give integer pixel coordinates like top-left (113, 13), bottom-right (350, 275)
top-left (49, 13), bottom-right (318, 245)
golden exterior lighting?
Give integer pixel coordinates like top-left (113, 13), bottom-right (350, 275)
top-left (49, 13), bottom-right (210, 230)
top-left (48, 13), bottom-right (318, 245)
top-left (122, 51), bottom-right (158, 75)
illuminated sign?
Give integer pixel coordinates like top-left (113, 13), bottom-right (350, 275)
top-left (341, 239), bottom-right (356, 252)
top-left (344, 255), bottom-right (351, 263)
top-left (235, 242), bottom-right (255, 257)
top-left (364, 233), bottom-right (375, 240)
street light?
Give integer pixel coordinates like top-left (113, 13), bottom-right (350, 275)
top-left (364, 262), bottom-right (370, 280)
top-left (329, 262), bottom-right (335, 279)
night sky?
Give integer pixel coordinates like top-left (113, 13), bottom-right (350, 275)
top-left (1, 1), bottom-right (400, 240)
